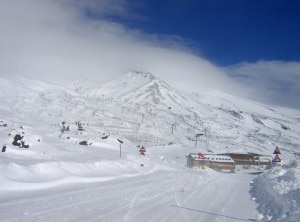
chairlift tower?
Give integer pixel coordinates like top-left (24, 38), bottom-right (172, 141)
top-left (195, 133), bottom-right (204, 148)
top-left (171, 123), bottom-right (176, 134)
top-left (141, 114), bottom-right (144, 123)
top-left (117, 139), bottom-right (123, 158)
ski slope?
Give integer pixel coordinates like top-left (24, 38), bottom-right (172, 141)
top-left (0, 150), bottom-right (260, 222)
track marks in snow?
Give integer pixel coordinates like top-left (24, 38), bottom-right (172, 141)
top-left (172, 173), bottom-right (259, 222)
top-left (0, 168), bottom-right (259, 222)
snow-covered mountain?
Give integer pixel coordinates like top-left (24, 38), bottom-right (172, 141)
top-left (0, 72), bottom-right (299, 221)
top-left (87, 71), bottom-right (189, 108)
top-left (1, 71), bottom-right (299, 157)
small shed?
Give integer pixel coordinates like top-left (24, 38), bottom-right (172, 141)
top-left (252, 154), bottom-right (272, 165)
top-left (187, 153), bottom-right (235, 173)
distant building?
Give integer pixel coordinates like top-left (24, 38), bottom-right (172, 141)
top-left (220, 153), bottom-right (255, 165)
top-left (220, 153), bottom-right (272, 166)
top-left (187, 152), bottom-right (272, 173)
top-left (252, 154), bottom-right (273, 166)
top-left (187, 153), bottom-right (235, 173)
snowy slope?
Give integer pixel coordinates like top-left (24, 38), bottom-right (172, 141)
top-left (74, 71), bottom-right (300, 159)
top-left (0, 72), bottom-right (299, 221)
top-left (88, 71), bottom-right (189, 109)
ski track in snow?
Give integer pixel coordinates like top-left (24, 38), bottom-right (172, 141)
top-left (0, 169), bottom-right (260, 222)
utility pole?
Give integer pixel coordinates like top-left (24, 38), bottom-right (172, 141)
top-left (117, 139), bottom-right (123, 158)
top-left (171, 123), bottom-right (176, 134)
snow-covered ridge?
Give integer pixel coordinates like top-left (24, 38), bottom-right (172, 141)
top-left (85, 71), bottom-right (189, 109)
top-left (1, 72), bottom-right (299, 155)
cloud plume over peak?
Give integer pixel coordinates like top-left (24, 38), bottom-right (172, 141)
top-left (0, 0), bottom-right (299, 109)
top-left (0, 0), bottom-right (236, 89)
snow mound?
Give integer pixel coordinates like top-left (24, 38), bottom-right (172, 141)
top-left (251, 167), bottom-right (300, 221)
top-left (0, 154), bottom-right (175, 191)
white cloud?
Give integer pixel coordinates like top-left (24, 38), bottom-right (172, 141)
top-left (0, 0), bottom-right (299, 109)
top-left (225, 61), bottom-right (300, 109)
top-left (0, 0), bottom-right (239, 90)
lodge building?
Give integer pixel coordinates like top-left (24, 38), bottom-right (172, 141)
top-left (187, 153), bottom-right (235, 173)
top-left (187, 152), bottom-right (272, 173)
top-left (219, 153), bottom-right (272, 166)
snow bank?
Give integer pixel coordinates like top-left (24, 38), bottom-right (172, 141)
top-left (251, 167), bottom-right (300, 221)
top-left (0, 154), bottom-right (174, 191)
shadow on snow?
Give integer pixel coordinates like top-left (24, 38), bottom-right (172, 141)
top-left (171, 205), bottom-right (258, 221)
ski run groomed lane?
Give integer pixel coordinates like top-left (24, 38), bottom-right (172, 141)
top-left (0, 169), bottom-right (260, 222)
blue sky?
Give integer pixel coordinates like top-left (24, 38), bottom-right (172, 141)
top-left (0, 0), bottom-right (300, 109)
top-left (89, 0), bottom-right (300, 66)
